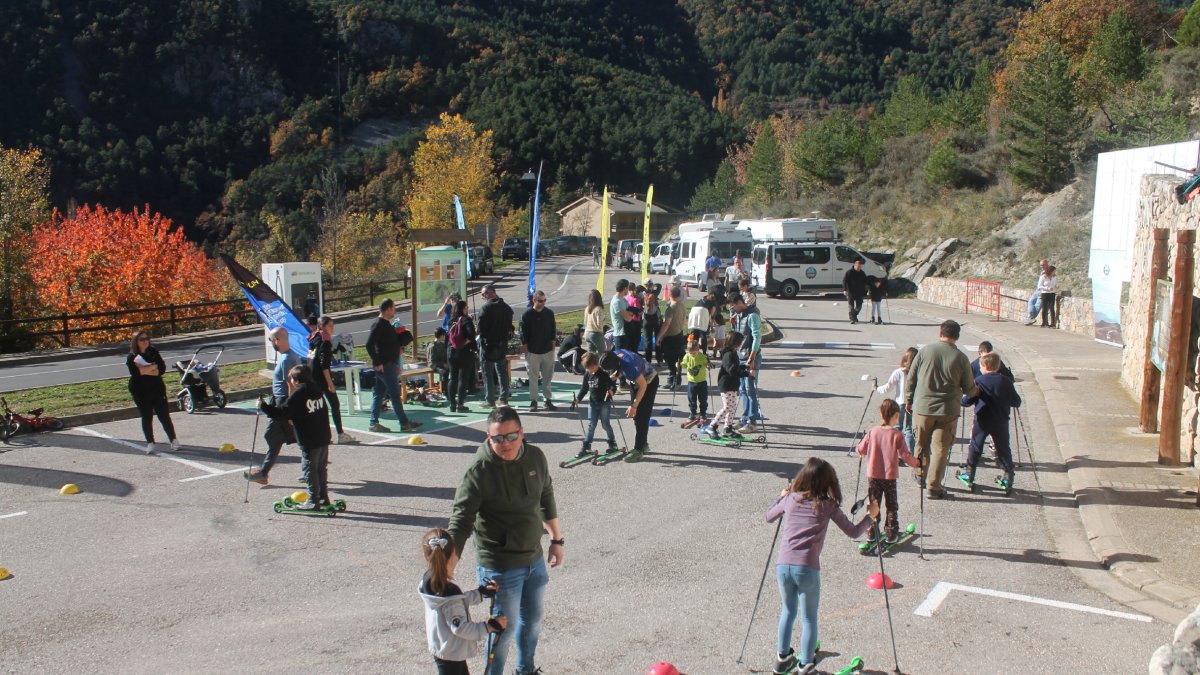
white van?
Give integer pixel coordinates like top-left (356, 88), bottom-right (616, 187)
top-left (648, 242), bottom-right (674, 274)
top-left (631, 241), bottom-right (661, 272)
top-left (673, 218), bottom-right (754, 286)
top-left (612, 239), bottom-right (639, 269)
top-left (751, 242), bottom-right (887, 298)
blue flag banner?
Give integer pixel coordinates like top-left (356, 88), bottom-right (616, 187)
top-left (453, 193), bottom-right (472, 273)
top-left (527, 161), bottom-right (544, 301)
top-left (218, 253), bottom-right (311, 352)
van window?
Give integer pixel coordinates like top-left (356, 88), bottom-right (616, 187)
top-left (709, 241), bottom-right (750, 261)
top-left (752, 248), bottom-right (767, 265)
top-left (777, 247), bottom-right (830, 265)
top-left (835, 246), bottom-right (861, 263)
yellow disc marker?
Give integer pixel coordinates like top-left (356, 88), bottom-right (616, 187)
top-left (218, 443), bottom-right (236, 453)
top-left (407, 434), bottom-right (425, 445)
top-left (0, 567), bottom-right (9, 580)
top-left (59, 484), bottom-right (80, 495)
top-left (291, 490), bottom-right (309, 503)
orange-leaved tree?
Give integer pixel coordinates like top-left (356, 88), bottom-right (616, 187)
top-left (28, 205), bottom-right (233, 345)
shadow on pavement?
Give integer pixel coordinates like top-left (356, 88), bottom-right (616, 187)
top-left (916, 545), bottom-right (1157, 571)
top-left (0, 464), bottom-right (134, 497)
top-left (638, 452), bottom-right (799, 479)
top-left (330, 480), bottom-right (455, 501)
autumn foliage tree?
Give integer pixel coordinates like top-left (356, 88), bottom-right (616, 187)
top-left (407, 113), bottom-right (498, 233)
top-left (0, 146), bottom-right (50, 322)
top-left (28, 205), bottom-right (231, 345)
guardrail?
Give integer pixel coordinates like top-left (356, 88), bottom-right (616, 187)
top-left (965, 278), bottom-right (1001, 321)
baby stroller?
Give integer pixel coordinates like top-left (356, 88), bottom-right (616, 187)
top-left (175, 344), bottom-right (227, 413)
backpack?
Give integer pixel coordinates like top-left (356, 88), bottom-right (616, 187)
top-left (449, 318), bottom-right (469, 349)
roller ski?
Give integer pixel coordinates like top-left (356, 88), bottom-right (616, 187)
top-left (273, 496), bottom-right (346, 517)
top-left (560, 447), bottom-right (598, 468)
top-left (681, 416), bottom-right (707, 429)
top-left (692, 427), bottom-right (743, 448)
top-left (994, 472), bottom-right (1015, 495)
top-left (592, 445), bottom-right (627, 465)
top-left (955, 466), bottom-right (978, 493)
top-left (859, 523), bottom-right (916, 556)
top-left (832, 656), bottom-right (865, 674)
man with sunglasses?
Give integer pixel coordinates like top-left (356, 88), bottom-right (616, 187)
top-left (520, 290), bottom-right (558, 411)
top-left (447, 407), bottom-right (564, 675)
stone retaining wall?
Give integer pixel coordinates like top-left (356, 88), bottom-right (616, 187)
top-left (916, 276), bottom-right (1095, 337)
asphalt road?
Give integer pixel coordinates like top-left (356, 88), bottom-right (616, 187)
top-left (0, 255), bottom-right (596, 393)
top-left (0, 259), bottom-right (1172, 673)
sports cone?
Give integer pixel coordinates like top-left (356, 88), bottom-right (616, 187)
top-left (790, 370), bottom-right (803, 377)
top-left (59, 484), bottom-right (80, 495)
top-left (407, 434), bottom-right (425, 445)
top-left (291, 490), bottom-right (309, 503)
top-left (866, 572), bottom-right (895, 590)
top-left (0, 567), bottom-right (9, 580)
top-left (647, 663), bottom-right (680, 675)
top-left (218, 443), bottom-right (236, 453)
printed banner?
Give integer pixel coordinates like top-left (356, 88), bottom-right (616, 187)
top-left (641, 184), bottom-right (654, 284)
top-left (416, 247), bottom-right (467, 312)
top-left (597, 186), bottom-right (609, 292)
top-left (218, 254), bottom-right (311, 351)
top-left (453, 193), bottom-right (472, 274)
top-left (527, 161), bottom-right (544, 302)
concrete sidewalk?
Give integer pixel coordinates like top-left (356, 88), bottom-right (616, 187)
top-left (896, 298), bottom-right (1200, 623)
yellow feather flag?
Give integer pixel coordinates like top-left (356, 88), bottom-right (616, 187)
top-left (641, 184), bottom-right (654, 284)
top-left (597, 187), bottom-right (609, 292)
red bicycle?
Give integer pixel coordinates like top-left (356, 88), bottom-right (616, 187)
top-left (0, 397), bottom-right (65, 441)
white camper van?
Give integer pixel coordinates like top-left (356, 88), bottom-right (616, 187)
top-left (736, 218), bottom-right (838, 243)
top-left (673, 217), bottom-right (754, 286)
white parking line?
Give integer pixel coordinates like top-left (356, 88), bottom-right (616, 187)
top-left (0, 511), bottom-right (28, 519)
top-left (76, 427), bottom-right (224, 475)
top-left (914, 581), bottom-right (1152, 623)
top-left (179, 467), bottom-right (247, 482)
top-left (776, 341), bottom-right (895, 350)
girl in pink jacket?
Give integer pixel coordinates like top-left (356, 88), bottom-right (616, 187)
top-left (856, 399), bottom-right (921, 542)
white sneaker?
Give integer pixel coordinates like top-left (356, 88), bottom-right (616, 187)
top-left (145, 442), bottom-right (155, 455)
top-left (1025, 318), bottom-right (1037, 326)
top-left (336, 432), bottom-right (353, 444)
top-left (737, 423), bottom-right (757, 434)
top-left (169, 439), bottom-right (181, 451)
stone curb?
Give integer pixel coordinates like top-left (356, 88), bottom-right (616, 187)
top-left (894, 298), bottom-right (1199, 621)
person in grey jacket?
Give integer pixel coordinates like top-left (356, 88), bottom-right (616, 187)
top-left (419, 527), bottom-right (506, 674)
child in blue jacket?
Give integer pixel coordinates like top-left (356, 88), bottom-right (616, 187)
top-left (957, 352), bottom-right (1022, 494)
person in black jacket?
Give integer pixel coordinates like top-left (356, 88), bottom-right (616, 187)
top-left (366, 298), bottom-right (421, 433)
top-left (956, 352), bottom-right (1023, 493)
top-left (126, 330), bottom-right (179, 454)
top-left (569, 352), bottom-right (619, 460)
top-left (521, 290), bottom-right (559, 411)
top-left (866, 276), bottom-right (886, 325)
top-left (970, 341), bottom-right (1015, 381)
top-left (307, 316), bottom-right (349, 443)
top-left (842, 259), bottom-right (869, 324)
top-left (259, 365), bottom-right (331, 509)
top-left (447, 300), bottom-right (478, 413)
top-left (707, 332), bottom-right (747, 440)
top-left (477, 284), bottom-right (514, 407)
top-left (556, 325), bottom-right (586, 375)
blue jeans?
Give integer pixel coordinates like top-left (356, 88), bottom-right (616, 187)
top-left (369, 362), bottom-right (410, 426)
top-left (584, 401), bottom-right (616, 447)
top-left (478, 558), bottom-right (549, 675)
top-left (1027, 292), bottom-right (1041, 320)
top-left (482, 356), bottom-right (511, 404)
top-left (899, 408), bottom-right (915, 455)
top-left (739, 353), bottom-right (763, 425)
top-left (776, 564), bottom-right (821, 664)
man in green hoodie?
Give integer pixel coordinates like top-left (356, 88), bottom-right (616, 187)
top-left (447, 406), bottom-right (564, 675)
top-left (905, 319), bottom-right (978, 499)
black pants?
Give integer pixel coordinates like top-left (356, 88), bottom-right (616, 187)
top-left (447, 348), bottom-right (474, 408)
top-left (300, 442), bottom-right (329, 504)
top-left (132, 391), bottom-right (176, 443)
top-left (321, 384), bottom-right (343, 434)
top-left (660, 333), bottom-right (684, 384)
top-left (967, 420), bottom-right (1015, 475)
top-left (1040, 292), bottom-right (1057, 327)
top-left (632, 375), bottom-right (660, 451)
top-left (260, 395), bottom-right (296, 476)
top-left (867, 477), bottom-right (900, 539)
top-left (643, 314), bottom-right (661, 362)
top-left (434, 658), bottom-right (469, 675)
top-left (848, 296), bottom-right (864, 322)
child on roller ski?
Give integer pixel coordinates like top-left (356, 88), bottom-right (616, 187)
top-left (419, 528), bottom-right (507, 675)
top-left (570, 352), bottom-right (620, 460)
top-left (680, 336), bottom-right (710, 427)
top-left (708, 332), bottom-right (747, 440)
top-left (855, 399), bottom-right (920, 542)
top-left (957, 352), bottom-right (1022, 494)
top-left (765, 458), bottom-right (877, 674)
top-left (258, 365), bottom-right (331, 510)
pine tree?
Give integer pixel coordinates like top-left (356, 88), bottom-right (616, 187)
top-left (744, 120), bottom-right (782, 206)
top-left (1003, 42), bottom-right (1088, 193)
top-left (1178, 0), bottom-right (1200, 47)
top-left (1079, 8), bottom-right (1146, 105)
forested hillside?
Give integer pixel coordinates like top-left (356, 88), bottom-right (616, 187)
top-left (2, 0), bottom-right (1199, 344)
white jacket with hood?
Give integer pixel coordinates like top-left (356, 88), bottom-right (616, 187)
top-left (419, 571), bottom-right (490, 662)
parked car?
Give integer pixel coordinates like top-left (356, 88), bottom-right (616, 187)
top-left (467, 244), bottom-right (494, 278)
top-left (501, 237), bottom-right (528, 260)
top-left (648, 242), bottom-right (674, 274)
top-left (553, 236), bottom-right (573, 255)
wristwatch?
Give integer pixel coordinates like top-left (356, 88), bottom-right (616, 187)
top-left (550, 538), bottom-right (565, 546)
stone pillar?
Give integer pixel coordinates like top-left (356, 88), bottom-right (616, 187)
top-left (1159, 229), bottom-right (1195, 465)
top-left (1140, 229), bottom-right (1169, 432)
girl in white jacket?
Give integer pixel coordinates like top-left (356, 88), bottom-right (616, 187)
top-left (418, 529), bottom-right (507, 674)
top-left (876, 347), bottom-right (918, 453)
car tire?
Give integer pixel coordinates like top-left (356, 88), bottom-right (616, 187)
top-left (780, 280), bottom-right (800, 299)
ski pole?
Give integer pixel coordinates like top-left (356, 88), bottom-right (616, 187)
top-left (615, 413), bottom-right (630, 452)
top-left (847, 375), bottom-right (877, 457)
top-left (852, 454), bottom-right (865, 508)
top-left (243, 400), bottom-right (263, 504)
top-left (1016, 408), bottom-right (1041, 491)
top-left (870, 514), bottom-right (904, 675)
top-left (918, 437), bottom-right (928, 561)
top-left (736, 516), bottom-right (782, 665)
top-left (484, 578), bottom-right (497, 674)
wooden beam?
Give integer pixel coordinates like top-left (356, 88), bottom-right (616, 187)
top-left (1159, 229), bottom-right (1194, 465)
top-left (407, 228), bottom-right (483, 243)
top-left (1139, 228), bottom-right (1169, 432)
